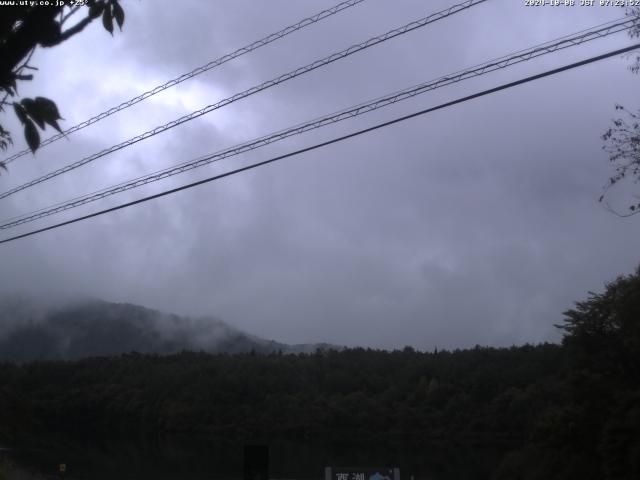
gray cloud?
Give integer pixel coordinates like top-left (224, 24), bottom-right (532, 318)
top-left (1, 0), bottom-right (639, 350)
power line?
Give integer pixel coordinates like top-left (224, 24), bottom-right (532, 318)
top-left (1, 17), bottom-right (634, 230)
top-left (1, 0), bottom-right (368, 166)
top-left (0, 0), bottom-right (487, 200)
top-left (2, 43), bottom-right (638, 246)
top-left (1, 17), bottom-right (633, 228)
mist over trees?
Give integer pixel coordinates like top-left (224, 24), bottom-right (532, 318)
top-left (0, 298), bottom-right (335, 362)
top-left (1, 267), bottom-right (639, 479)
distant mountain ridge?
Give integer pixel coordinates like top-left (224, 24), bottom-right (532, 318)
top-left (0, 297), bottom-right (338, 362)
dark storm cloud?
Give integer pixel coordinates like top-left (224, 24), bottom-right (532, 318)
top-left (1, 0), bottom-right (639, 349)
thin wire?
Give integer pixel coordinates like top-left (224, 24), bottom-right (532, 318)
top-left (0, 0), bottom-right (488, 200)
top-left (2, 43), bottom-right (638, 246)
top-left (1, 17), bottom-right (634, 230)
top-left (1, 0), bottom-right (368, 165)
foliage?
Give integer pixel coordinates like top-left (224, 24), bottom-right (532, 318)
top-left (0, 344), bottom-right (567, 477)
top-left (600, 7), bottom-right (640, 215)
top-left (628, 7), bottom-right (640, 75)
top-left (601, 105), bottom-right (640, 215)
top-left (559, 266), bottom-right (640, 378)
top-left (0, 459), bottom-right (12, 480)
top-left (548, 266), bottom-right (640, 479)
top-left (0, 0), bottom-right (125, 169)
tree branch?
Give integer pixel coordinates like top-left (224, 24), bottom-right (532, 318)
top-left (602, 199), bottom-right (640, 217)
top-left (58, 14), bottom-right (94, 42)
top-left (60, 5), bottom-right (81, 26)
top-left (0, 7), bottom-right (62, 83)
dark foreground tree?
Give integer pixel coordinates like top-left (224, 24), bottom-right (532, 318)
top-left (559, 265), bottom-right (640, 378)
top-left (0, 0), bottom-right (125, 168)
top-left (557, 267), bottom-right (640, 480)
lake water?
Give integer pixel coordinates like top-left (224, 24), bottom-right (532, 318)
top-left (6, 434), bottom-right (504, 480)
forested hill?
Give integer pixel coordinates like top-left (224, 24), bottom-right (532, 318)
top-left (0, 298), bottom-right (336, 362)
top-left (0, 341), bottom-right (637, 479)
top-left (1, 346), bottom-right (565, 456)
top-left (0, 268), bottom-right (639, 479)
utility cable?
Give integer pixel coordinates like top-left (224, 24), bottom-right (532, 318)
top-left (1, 43), bottom-right (638, 245)
top-left (1, 0), bottom-right (368, 165)
top-left (0, 16), bottom-right (634, 230)
top-left (0, 0), bottom-right (487, 200)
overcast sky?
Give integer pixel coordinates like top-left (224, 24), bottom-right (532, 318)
top-left (1, 0), bottom-right (639, 350)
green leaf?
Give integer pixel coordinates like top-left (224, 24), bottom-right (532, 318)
top-left (13, 103), bottom-right (28, 125)
top-left (8, 78), bottom-right (17, 96)
top-left (21, 98), bottom-right (45, 130)
top-left (89, 0), bottom-right (104, 19)
top-left (102, 4), bottom-right (113, 34)
top-left (33, 97), bottom-right (64, 133)
top-left (24, 119), bottom-right (40, 153)
top-left (112, 1), bottom-right (125, 30)
top-left (20, 98), bottom-right (35, 114)
top-left (34, 97), bottom-right (61, 120)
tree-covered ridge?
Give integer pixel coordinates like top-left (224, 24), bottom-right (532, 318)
top-left (1, 267), bottom-right (639, 479)
top-left (0, 298), bottom-right (337, 362)
top-left (0, 344), bottom-right (564, 440)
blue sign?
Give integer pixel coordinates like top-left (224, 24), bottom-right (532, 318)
top-left (326, 467), bottom-right (399, 480)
